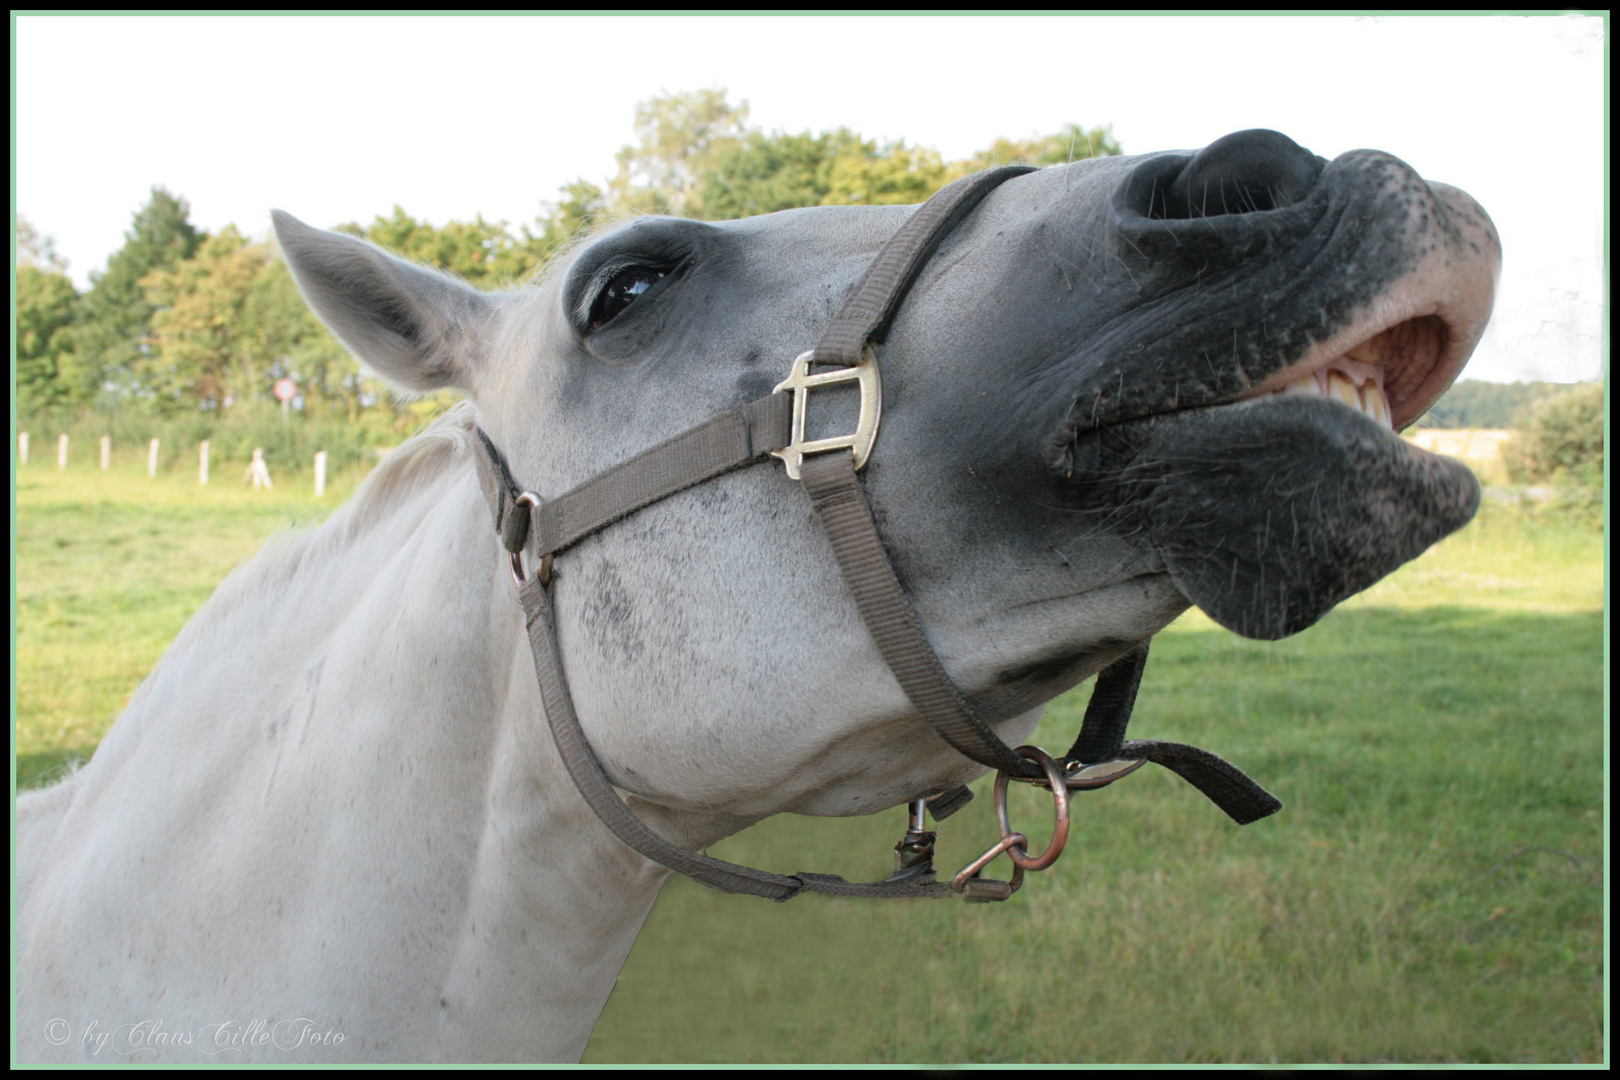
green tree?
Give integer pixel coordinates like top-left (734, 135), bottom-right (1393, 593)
top-left (17, 215), bottom-right (70, 273)
top-left (1416, 380), bottom-right (1566, 428)
top-left (16, 264), bottom-right (81, 414)
top-left (697, 128), bottom-right (952, 218)
top-left (141, 227), bottom-right (374, 417)
top-left (697, 129), bottom-right (849, 219)
top-left (74, 187), bottom-right (204, 404)
top-left (527, 90), bottom-right (753, 251)
top-left (608, 88), bottom-right (751, 217)
top-left (343, 206), bottom-right (534, 284)
top-left (246, 257), bottom-right (365, 421)
top-left (822, 139), bottom-right (950, 207)
top-left (526, 178), bottom-right (609, 266)
top-left (139, 226), bottom-right (268, 411)
top-left (538, 91), bottom-right (1125, 243)
top-left (960, 122), bottom-right (1122, 170)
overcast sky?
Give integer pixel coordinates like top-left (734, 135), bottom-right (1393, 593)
top-left (14, 13), bottom-right (1607, 383)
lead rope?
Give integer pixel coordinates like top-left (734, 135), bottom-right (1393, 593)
top-left (475, 166), bottom-right (1279, 903)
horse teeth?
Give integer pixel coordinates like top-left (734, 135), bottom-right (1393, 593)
top-left (1326, 370), bottom-right (1361, 408)
top-left (1361, 382), bottom-right (1390, 425)
top-left (1271, 364), bottom-right (1393, 430)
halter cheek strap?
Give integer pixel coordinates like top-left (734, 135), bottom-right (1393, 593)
top-left (473, 167), bottom-right (1280, 903)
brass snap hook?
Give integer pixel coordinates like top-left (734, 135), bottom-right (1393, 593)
top-left (951, 832), bottom-right (1028, 899)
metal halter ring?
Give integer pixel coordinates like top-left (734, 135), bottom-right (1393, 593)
top-left (993, 746), bottom-right (1072, 872)
top-left (508, 492), bottom-right (553, 587)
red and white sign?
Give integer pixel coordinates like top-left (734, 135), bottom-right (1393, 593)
top-left (274, 378), bottom-right (297, 402)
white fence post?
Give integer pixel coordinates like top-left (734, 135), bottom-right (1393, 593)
top-left (100, 435), bottom-right (111, 471)
top-left (247, 447), bottom-right (273, 490)
top-left (58, 434), bottom-right (68, 470)
top-left (199, 440), bottom-right (210, 486)
top-left (18, 432), bottom-right (26, 465)
top-left (314, 450), bottom-right (328, 497)
top-left (149, 438), bottom-right (160, 478)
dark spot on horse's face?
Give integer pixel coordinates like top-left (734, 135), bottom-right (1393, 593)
top-left (580, 559), bottom-right (646, 664)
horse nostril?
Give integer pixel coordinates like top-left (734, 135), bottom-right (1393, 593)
top-left (1155, 128), bottom-right (1325, 220)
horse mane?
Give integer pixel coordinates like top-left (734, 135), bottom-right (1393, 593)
top-left (198, 400), bottom-right (482, 628)
top-left (19, 405), bottom-right (482, 801)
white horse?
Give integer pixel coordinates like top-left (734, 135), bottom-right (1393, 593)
top-left (16, 131), bottom-right (1499, 1062)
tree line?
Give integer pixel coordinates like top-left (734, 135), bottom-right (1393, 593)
top-left (19, 87), bottom-right (1596, 491)
top-left (1416, 379), bottom-right (1603, 490)
top-left (1414, 380), bottom-right (1572, 429)
top-left (16, 89), bottom-right (1120, 428)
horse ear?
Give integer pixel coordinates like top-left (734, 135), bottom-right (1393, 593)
top-left (271, 210), bottom-right (495, 394)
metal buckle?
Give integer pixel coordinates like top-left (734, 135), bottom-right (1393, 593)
top-left (771, 346), bottom-right (882, 480)
top-left (508, 492), bottom-right (553, 588)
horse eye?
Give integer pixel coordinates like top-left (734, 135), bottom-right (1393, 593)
top-left (590, 266), bottom-right (666, 329)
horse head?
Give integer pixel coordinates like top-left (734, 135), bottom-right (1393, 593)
top-left (274, 129), bottom-right (1498, 826)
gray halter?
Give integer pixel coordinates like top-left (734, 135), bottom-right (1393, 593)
top-left (473, 167), bottom-right (1279, 903)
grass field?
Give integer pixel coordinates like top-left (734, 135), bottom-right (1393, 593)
top-left (13, 457), bottom-right (1606, 1063)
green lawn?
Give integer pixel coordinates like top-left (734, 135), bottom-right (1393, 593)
top-left (15, 458), bottom-right (369, 786)
top-left (13, 460), bottom-right (1606, 1063)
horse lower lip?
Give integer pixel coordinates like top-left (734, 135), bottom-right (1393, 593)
top-left (1066, 395), bottom-right (1480, 639)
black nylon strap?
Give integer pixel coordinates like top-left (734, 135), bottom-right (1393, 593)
top-left (799, 450), bottom-right (1043, 780)
top-left (532, 393), bottom-right (793, 558)
top-left (811, 165), bottom-right (1035, 368)
top-left (1121, 739), bottom-right (1282, 825)
top-left (472, 427), bottom-right (527, 554)
top-left (477, 394), bottom-right (794, 559)
top-left (1068, 642), bottom-right (1150, 764)
top-left (925, 785), bottom-right (975, 821)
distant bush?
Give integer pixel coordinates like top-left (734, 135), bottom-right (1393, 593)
top-left (1501, 381), bottom-right (1604, 486)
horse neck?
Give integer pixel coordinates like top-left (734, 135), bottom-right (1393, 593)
top-left (339, 467), bottom-right (687, 1059)
top-left (63, 455), bottom-right (686, 1061)
top-left (440, 571), bottom-right (668, 1059)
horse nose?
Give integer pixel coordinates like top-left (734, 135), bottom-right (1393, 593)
top-left (1155, 129), bottom-right (1325, 219)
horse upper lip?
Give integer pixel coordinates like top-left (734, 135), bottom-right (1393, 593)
top-left (1055, 263), bottom-right (1494, 464)
top-left (1047, 154), bottom-right (1502, 449)
top-left (1234, 195), bottom-right (1499, 429)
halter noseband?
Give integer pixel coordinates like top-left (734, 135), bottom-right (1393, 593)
top-left (473, 167), bottom-right (1279, 903)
